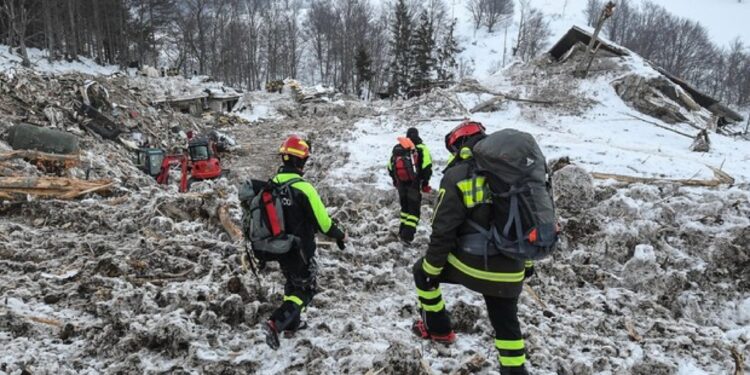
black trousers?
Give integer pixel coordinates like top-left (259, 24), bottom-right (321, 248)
top-left (413, 261), bottom-right (526, 372)
top-left (269, 249), bottom-right (317, 331)
top-left (397, 183), bottom-right (422, 242)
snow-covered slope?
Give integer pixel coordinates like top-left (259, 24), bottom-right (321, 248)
top-left (0, 45), bottom-right (119, 76)
top-left (449, 0), bottom-right (750, 81)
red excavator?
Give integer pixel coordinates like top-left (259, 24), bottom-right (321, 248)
top-left (135, 134), bottom-right (226, 192)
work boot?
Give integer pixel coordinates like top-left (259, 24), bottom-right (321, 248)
top-left (411, 320), bottom-right (456, 344)
top-left (264, 320), bottom-right (280, 350)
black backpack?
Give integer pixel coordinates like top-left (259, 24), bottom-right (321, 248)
top-left (467, 129), bottom-right (559, 261)
top-left (238, 178), bottom-right (302, 256)
top-left (392, 145), bottom-right (419, 182)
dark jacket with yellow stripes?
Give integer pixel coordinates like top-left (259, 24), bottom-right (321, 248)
top-left (251, 167), bottom-right (345, 261)
top-left (387, 142), bottom-right (433, 187)
top-left (422, 155), bottom-right (531, 298)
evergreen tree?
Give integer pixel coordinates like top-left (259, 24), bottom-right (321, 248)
top-left (389, 0), bottom-right (412, 98)
top-left (409, 11), bottom-right (435, 96)
top-left (436, 19), bottom-right (460, 83)
top-left (355, 44), bottom-right (373, 99)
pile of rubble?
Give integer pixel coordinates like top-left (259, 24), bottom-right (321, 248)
top-left (0, 66), bottom-right (250, 201)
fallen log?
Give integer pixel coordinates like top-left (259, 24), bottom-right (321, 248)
top-left (591, 166), bottom-right (734, 187)
top-left (0, 177), bottom-right (113, 200)
top-left (217, 204), bottom-right (243, 242)
top-left (0, 150), bottom-right (80, 171)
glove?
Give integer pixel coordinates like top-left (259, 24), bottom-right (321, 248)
top-left (336, 233), bottom-right (348, 250)
top-left (421, 185), bottom-right (432, 193)
top-left (525, 266), bottom-right (535, 279)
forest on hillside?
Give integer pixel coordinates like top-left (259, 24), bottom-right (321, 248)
top-left (1, 0), bottom-right (749, 106)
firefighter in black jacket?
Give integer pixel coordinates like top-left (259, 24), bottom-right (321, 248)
top-left (387, 127), bottom-right (433, 243)
top-left (249, 135), bottom-right (347, 349)
top-left (411, 121), bottom-right (534, 375)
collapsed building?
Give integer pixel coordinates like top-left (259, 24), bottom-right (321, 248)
top-left (548, 26), bottom-right (745, 130)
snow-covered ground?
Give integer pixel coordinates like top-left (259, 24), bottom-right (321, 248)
top-left (0, 45), bottom-right (119, 76)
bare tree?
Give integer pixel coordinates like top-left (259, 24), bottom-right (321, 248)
top-left (1, 0), bottom-right (38, 66)
top-left (467, 0), bottom-right (485, 31)
top-left (513, 1), bottom-right (550, 62)
top-left (583, 0), bottom-right (603, 27)
top-left (483, 0), bottom-right (513, 32)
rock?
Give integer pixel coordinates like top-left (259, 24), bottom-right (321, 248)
top-left (552, 164), bottom-right (596, 212)
top-left (226, 276), bottom-right (252, 303)
top-left (373, 342), bottom-right (431, 375)
top-left (59, 323), bottom-right (76, 341)
top-left (43, 294), bottom-right (61, 304)
top-left (219, 294), bottom-right (245, 326)
top-left (451, 300), bottom-right (483, 333)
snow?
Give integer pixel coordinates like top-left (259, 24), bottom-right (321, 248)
top-left (0, 45), bottom-right (119, 76)
top-left (447, 0), bottom-right (750, 81)
top-left (632, 244), bottom-right (656, 262)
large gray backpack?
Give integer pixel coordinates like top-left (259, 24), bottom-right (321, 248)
top-left (466, 129), bottom-right (559, 261)
top-left (238, 178), bottom-right (302, 256)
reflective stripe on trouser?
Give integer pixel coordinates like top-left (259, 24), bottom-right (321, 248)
top-left (400, 212), bottom-right (419, 228)
top-left (496, 339), bottom-right (526, 367)
top-left (416, 287), bottom-right (445, 312)
top-left (485, 295), bottom-right (526, 369)
top-left (397, 185), bottom-right (421, 242)
top-left (412, 259), bottom-right (452, 334)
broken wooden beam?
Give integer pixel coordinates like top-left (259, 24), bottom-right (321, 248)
top-left (591, 166), bottom-right (734, 187)
top-left (217, 205), bottom-right (243, 242)
top-left (0, 177), bottom-right (113, 200)
top-left (0, 150), bottom-right (80, 164)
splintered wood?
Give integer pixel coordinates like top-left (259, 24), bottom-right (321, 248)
top-left (0, 176), bottom-right (113, 201)
top-left (0, 150), bottom-right (80, 173)
top-left (592, 166), bottom-right (734, 187)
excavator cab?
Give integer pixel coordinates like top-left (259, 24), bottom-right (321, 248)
top-left (135, 148), bottom-right (166, 177)
top-left (188, 138), bottom-right (223, 180)
top-left (188, 138), bottom-right (212, 161)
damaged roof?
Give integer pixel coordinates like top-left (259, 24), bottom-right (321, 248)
top-left (549, 26), bottom-right (745, 124)
top-left (548, 26), bottom-right (628, 61)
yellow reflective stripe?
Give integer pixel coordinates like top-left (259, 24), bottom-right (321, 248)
top-left (417, 144), bottom-right (432, 168)
top-left (447, 254), bottom-right (525, 282)
top-left (283, 295), bottom-right (304, 306)
top-left (525, 260), bottom-right (533, 268)
top-left (422, 259), bottom-right (443, 276)
top-left (280, 146), bottom-right (306, 157)
top-left (456, 176), bottom-right (489, 208)
top-left (401, 213), bottom-right (419, 222)
top-left (495, 339), bottom-right (525, 350)
top-left (420, 299), bottom-right (445, 312)
top-left (416, 287), bottom-right (441, 300)
top-left (273, 174), bottom-right (333, 233)
top-left (400, 219), bottom-right (417, 228)
top-left (498, 354), bottom-right (526, 367)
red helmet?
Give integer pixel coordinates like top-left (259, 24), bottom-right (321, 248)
top-left (279, 135), bottom-right (310, 159)
top-left (445, 120), bottom-right (486, 152)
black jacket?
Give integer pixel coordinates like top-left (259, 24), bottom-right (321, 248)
top-left (251, 167), bottom-right (345, 261)
top-left (421, 157), bottom-right (529, 298)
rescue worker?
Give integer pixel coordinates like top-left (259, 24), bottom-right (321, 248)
top-left (248, 135), bottom-right (347, 349)
top-left (411, 121), bottom-right (534, 375)
top-left (387, 127), bottom-right (433, 243)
